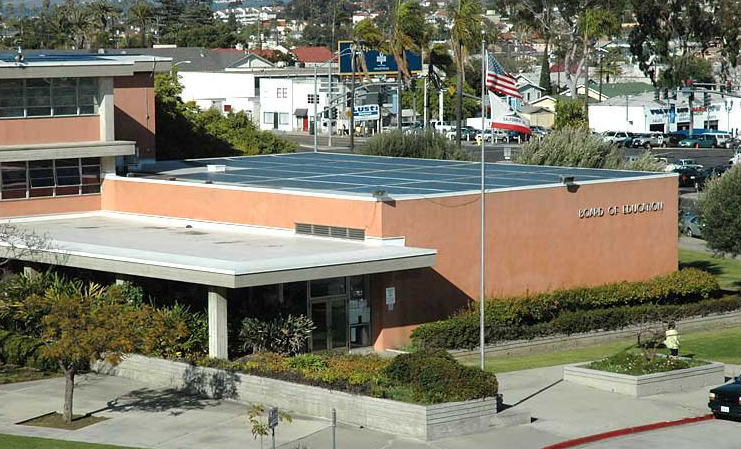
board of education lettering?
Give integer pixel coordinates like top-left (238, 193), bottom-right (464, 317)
top-left (579, 202), bottom-right (664, 219)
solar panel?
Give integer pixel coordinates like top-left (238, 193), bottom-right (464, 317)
top-left (148, 152), bottom-right (665, 197)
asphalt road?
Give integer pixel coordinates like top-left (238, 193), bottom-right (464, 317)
top-left (623, 147), bottom-right (735, 169)
top-left (580, 420), bottom-right (741, 449)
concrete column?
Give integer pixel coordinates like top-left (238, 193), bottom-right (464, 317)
top-left (98, 77), bottom-right (115, 142)
top-left (208, 286), bottom-right (229, 360)
top-left (23, 264), bottom-right (40, 278)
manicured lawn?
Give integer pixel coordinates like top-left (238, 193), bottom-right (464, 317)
top-left (464, 326), bottom-right (741, 374)
top-left (679, 248), bottom-right (741, 290)
top-left (0, 434), bottom-right (144, 449)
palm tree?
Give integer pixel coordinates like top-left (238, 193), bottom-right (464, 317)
top-left (449, 0), bottom-right (482, 147)
top-left (127, 0), bottom-right (155, 48)
top-left (64, 2), bottom-right (93, 49)
top-left (88, 0), bottom-right (120, 34)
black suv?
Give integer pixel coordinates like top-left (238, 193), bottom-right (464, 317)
top-left (709, 376), bottom-right (741, 419)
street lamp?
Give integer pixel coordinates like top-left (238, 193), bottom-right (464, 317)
top-left (313, 47), bottom-right (355, 153)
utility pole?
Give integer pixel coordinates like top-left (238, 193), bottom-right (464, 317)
top-left (479, 31), bottom-right (486, 372)
top-left (424, 61), bottom-right (429, 128)
top-left (328, 61), bottom-right (333, 147)
top-left (397, 70), bottom-right (403, 130)
top-left (456, 39), bottom-right (462, 147)
top-left (313, 65), bottom-right (318, 153)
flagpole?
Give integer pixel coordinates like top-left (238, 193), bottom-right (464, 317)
top-left (480, 31), bottom-right (486, 372)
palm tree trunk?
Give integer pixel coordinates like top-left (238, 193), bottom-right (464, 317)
top-left (456, 40), bottom-right (462, 149)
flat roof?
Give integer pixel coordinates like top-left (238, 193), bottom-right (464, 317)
top-left (137, 152), bottom-right (671, 199)
top-left (0, 53), bottom-right (172, 78)
top-left (0, 213), bottom-right (435, 289)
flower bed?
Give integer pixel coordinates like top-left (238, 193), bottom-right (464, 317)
top-left (586, 352), bottom-right (707, 376)
top-left (563, 355), bottom-right (724, 398)
top-left (196, 348), bottom-right (498, 405)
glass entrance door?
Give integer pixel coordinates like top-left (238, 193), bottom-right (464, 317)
top-left (310, 297), bottom-right (347, 351)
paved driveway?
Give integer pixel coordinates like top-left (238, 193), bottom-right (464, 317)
top-left (580, 419), bottom-right (741, 449)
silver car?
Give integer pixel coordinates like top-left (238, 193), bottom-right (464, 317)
top-left (680, 213), bottom-right (703, 238)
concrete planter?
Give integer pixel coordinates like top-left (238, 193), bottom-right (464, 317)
top-left (93, 354), bottom-right (529, 441)
top-left (563, 359), bottom-right (725, 398)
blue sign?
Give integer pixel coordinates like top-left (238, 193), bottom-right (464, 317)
top-left (338, 41), bottom-right (422, 75)
top-left (353, 104), bottom-right (380, 121)
top-left (669, 105), bottom-right (676, 124)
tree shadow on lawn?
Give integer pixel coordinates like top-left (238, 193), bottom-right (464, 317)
top-left (679, 260), bottom-right (723, 277)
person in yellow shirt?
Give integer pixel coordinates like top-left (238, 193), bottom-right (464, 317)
top-left (664, 322), bottom-right (680, 357)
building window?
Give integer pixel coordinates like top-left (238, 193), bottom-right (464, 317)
top-left (279, 113), bottom-right (289, 125)
top-left (0, 158), bottom-right (100, 200)
top-left (263, 112), bottom-right (274, 124)
top-left (277, 87), bottom-right (288, 98)
top-left (0, 77), bottom-right (99, 119)
top-left (308, 94), bottom-right (318, 104)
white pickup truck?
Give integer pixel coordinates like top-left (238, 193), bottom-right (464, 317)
top-left (429, 120), bottom-right (454, 133)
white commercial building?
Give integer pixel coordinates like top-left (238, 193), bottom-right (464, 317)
top-left (589, 91), bottom-right (741, 134)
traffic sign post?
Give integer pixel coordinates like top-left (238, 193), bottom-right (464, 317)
top-left (268, 407), bottom-right (279, 449)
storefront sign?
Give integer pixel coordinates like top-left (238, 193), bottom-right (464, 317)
top-left (354, 104), bottom-right (380, 121)
top-left (578, 202), bottom-right (664, 219)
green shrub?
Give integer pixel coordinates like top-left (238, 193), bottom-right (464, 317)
top-left (0, 330), bottom-right (55, 371)
top-left (287, 353), bottom-right (328, 372)
top-left (412, 270), bottom-right (726, 350)
top-left (383, 349), bottom-right (498, 404)
top-left (147, 303), bottom-right (208, 359)
top-left (359, 130), bottom-right (471, 161)
top-left (517, 126), bottom-right (665, 171)
top-left (240, 315), bottom-right (315, 356)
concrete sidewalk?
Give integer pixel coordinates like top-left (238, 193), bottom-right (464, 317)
top-left (0, 364), bottom-right (729, 449)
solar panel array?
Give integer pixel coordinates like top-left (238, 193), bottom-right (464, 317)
top-left (150, 152), bottom-right (658, 197)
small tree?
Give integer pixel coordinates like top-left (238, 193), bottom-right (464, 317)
top-left (698, 165), bottom-right (741, 256)
top-left (554, 98), bottom-right (587, 130)
top-left (248, 404), bottom-right (292, 449)
top-left (34, 283), bottom-right (176, 423)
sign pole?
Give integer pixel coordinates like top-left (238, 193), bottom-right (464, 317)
top-left (480, 33), bottom-right (486, 371)
top-left (328, 60), bottom-right (333, 148)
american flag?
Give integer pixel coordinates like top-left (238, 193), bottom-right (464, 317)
top-left (486, 53), bottom-right (522, 99)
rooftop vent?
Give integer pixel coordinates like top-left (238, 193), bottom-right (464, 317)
top-left (295, 223), bottom-right (365, 241)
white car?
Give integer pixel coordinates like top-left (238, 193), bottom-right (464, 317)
top-left (601, 131), bottom-right (634, 146)
top-left (675, 159), bottom-right (704, 169)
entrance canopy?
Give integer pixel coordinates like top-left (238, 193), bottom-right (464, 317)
top-left (0, 212), bottom-right (436, 288)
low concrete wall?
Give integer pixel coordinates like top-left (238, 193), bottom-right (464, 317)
top-left (452, 311), bottom-right (741, 360)
top-left (563, 360), bottom-right (725, 397)
top-left (93, 354), bottom-right (529, 441)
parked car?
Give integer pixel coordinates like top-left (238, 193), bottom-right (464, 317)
top-left (505, 130), bottom-right (529, 143)
top-left (429, 120), bottom-right (454, 133)
top-left (475, 129), bottom-right (508, 144)
top-left (679, 134), bottom-right (716, 148)
top-left (602, 131), bottom-right (635, 147)
top-left (726, 138), bottom-right (741, 149)
top-left (679, 212), bottom-right (704, 238)
top-left (705, 132), bottom-right (733, 148)
top-left (675, 159), bottom-right (704, 169)
top-left (660, 133), bottom-right (686, 147)
top-left (631, 133), bottom-right (663, 149)
top-left (673, 167), bottom-right (706, 190)
top-left (530, 126), bottom-right (549, 137)
top-left (446, 126), bottom-right (476, 141)
top-left (708, 375), bottom-right (741, 419)
top-left (403, 122), bottom-right (424, 134)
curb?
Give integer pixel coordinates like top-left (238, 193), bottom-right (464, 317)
top-left (539, 414), bottom-right (714, 449)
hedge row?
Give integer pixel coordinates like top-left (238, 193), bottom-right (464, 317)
top-left (412, 293), bottom-right (739, 350)
top-left (0, 330), bottom-right (55, 371)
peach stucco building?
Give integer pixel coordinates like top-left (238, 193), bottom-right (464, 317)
top-left (0, 54), bottom-right (678, 358)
